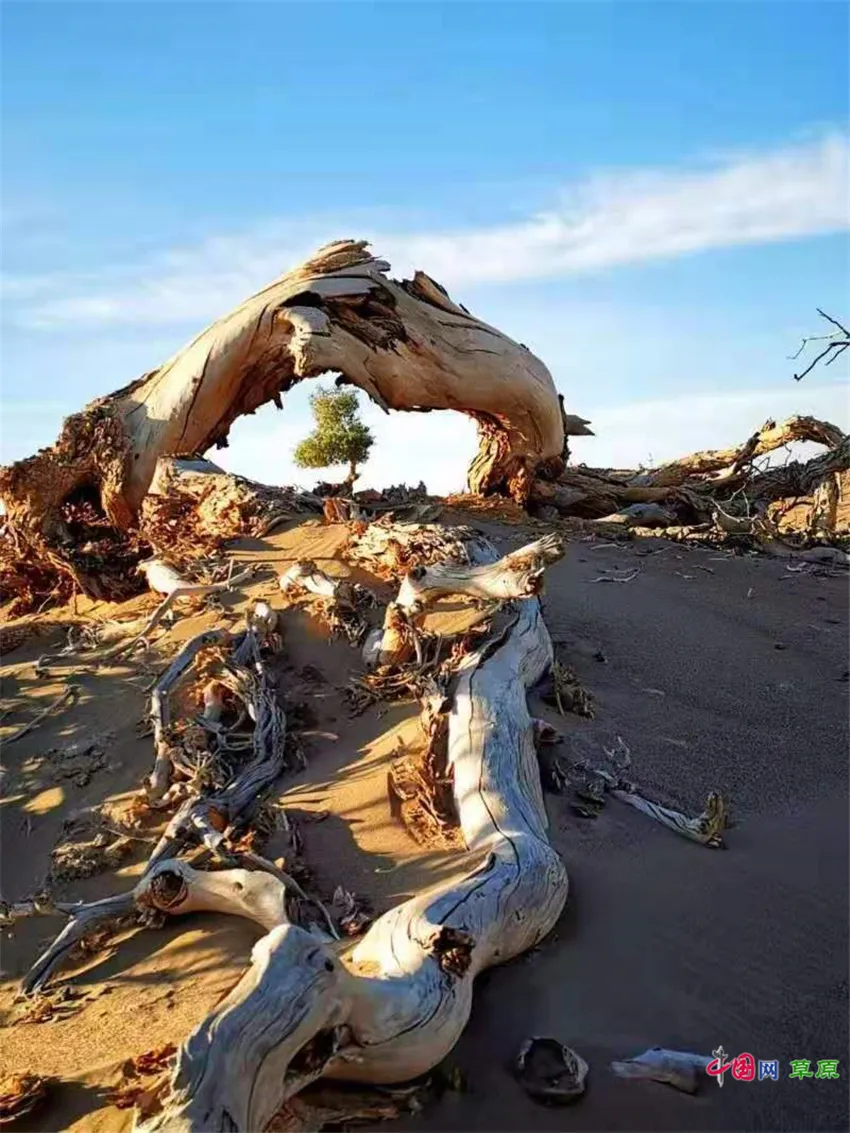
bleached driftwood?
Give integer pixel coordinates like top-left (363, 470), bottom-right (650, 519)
top-left (395, 532), bottom-right (565, 613)
top-left (608, 783), bottom-right (728, 848)
top-left (279, 561), bottom-right (339, 600)
top-left (34, 561), bottom-right (254, 676)
top-left (135, 537), bottom-right (567, 1132)
top-left (97, 559), bottom-right (254, 662)
top-left (16, 862), bottom-right (295, 996)
top-left (135, 860), bottom-right (291, 930)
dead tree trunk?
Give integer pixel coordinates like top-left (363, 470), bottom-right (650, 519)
top-left (528, 415), bottom-right (850, 534)
top-left (0, 240), bottom-right (567, 598)
top-left (129, 533), bottom-right (567, 1132)
top-left (628, 415), bottom-right (847, 490)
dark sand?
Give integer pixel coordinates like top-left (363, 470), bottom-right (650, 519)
top-left (390, 523), bottom-right (850, 1133)
top-left (1, 517), bottom-right (847, 1132)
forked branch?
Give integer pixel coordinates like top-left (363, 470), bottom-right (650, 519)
top-left (789, 309), bottom-right (850, 382)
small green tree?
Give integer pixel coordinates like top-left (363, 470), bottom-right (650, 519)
top-left (293, 385), bottom-right (374, 487)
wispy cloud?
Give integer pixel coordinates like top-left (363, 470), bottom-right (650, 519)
top-left (394, 132), bottom-right (849, 284)
top-left (4, 131), bottom-right (848, 330)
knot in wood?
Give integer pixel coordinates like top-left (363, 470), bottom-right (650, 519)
top-left (149, 868), bottom-right (189, 910)
top-left (429, 926), bottom-right (475, 978)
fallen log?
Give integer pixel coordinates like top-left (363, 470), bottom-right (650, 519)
top-left (528, 416), bottom-right (850, 543)
top-left (628, 415), bottom-right (846, 490)
top-left (130, 531), bottom-right (567, 1132)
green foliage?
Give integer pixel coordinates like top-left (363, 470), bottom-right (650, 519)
top-left (293, 385), bottom-right (374, 481)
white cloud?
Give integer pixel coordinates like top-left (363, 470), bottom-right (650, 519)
top-left (5, 131), bottom-right (847, 330)
top-left (390, 133), bottom-right (849, 285)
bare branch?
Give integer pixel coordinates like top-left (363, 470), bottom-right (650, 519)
top-left (790, 309), bottom-right (850, 381)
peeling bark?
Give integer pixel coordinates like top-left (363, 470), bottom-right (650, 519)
top-left (140, 458), bottom-right (322, 553)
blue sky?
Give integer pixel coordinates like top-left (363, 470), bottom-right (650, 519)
top-left (2, 1), bottom-right (848, 491)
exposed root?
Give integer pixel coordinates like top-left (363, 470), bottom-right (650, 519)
top-left (347, 621), bottom-right (492, 714)
top-left (8, 617), bottom-right (305, 994)
top-left (96, 560), bottom-right (255, 662)
top-left (607, 782), bottom-right (728, 848)
top-left (147, 629), bottom-right (233, 802)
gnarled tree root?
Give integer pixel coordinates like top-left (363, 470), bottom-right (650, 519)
top-left (131, 532), bottom-right (567, 1132)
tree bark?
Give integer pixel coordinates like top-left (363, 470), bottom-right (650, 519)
top-left (0, 240), bottom-right (567, 597)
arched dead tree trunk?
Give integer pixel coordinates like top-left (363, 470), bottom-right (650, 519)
top-left (0, 240), bottom-right (568, 598)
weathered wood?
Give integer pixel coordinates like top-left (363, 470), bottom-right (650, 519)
top-left (628, 415), bottom-right (846, 490)
top-left (141, 457), bottom-right (322, 552)
top-left (0, 241), bottom-right (569, 597)
top-left (345, 520), bottom-right (489, 578)
top-left (279, 561), bottom-right (339, 600)
top-left (148, 629), bottom-right (232, 802)
top-left (528, 415), bottom-right (850, 538)
top-left (16, 625), bottom-right (289, 994)
top-left (137, 536), bottom-right (568, 1133)
top-left (396, 532), bottom-right (564, 612)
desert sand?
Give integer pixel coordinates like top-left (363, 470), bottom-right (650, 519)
top-left (1, 509), bottom-right (847, 1132)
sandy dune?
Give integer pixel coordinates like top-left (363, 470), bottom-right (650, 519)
top-left (1, 513), bottom-right (847, 1132)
